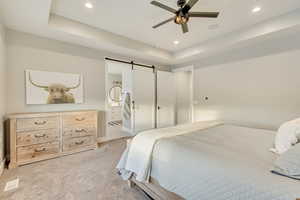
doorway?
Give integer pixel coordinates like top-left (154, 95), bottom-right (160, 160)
top-left (104, 61), bottom-right (132, 142)
top-left (156, 70), bottom-right (176, 128)
top-left (173, 66), bottom-right (194, 125)
top-left (104, 58), bottom-right (177, 141)
top-left (104, 59), bottom-right (156, 140)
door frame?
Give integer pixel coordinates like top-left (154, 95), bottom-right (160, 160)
top-left (103, 61), bottom-right (109, 141)
top-left (172, 65), bottom-right (195, 124)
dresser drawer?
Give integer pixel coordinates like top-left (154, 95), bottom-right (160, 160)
top-left (63, 125), bottom-right (96, 139)
top-left (16, 117), bottom-right (60, 132)
top-left (6, 110), bottom-right (100, 169)
top-left (63, 136), bottom-right (94, 152)
top-left (62, 112), bottom-right (97, 126)
top-left (17, 141), bottom-right (60, 163)
top-left (17, 129), bottom-right (59, 146)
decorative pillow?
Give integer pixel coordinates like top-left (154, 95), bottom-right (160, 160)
top-left (271, 143), bottom-right (300, 180)
top-left (272, 118), bottom-right (300, 154)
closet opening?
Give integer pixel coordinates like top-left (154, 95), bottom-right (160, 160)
top-left (103, 58), bottom-right (176, 142)
top-left (105, 62), bottom-right (129, 142)
top-left (103, 58), bottom-right (156, 142)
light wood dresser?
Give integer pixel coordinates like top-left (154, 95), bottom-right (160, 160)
top-left (5, 110), bottom-right (98, 169)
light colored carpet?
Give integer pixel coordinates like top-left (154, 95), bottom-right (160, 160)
top-left (0, 139), bottom-right (148, 200)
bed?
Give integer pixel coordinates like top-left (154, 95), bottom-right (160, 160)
top-left (117, 122), bottom-right (300, 200)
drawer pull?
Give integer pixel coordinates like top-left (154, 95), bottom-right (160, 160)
top-left (34, 134), bottom-right (46, 138)
top-left (34, 147), bottom-right (46, 152)
top-left (75, 128), bottom-right (87, 133)
top-left (34, 121), bottom-right (47, 125)
top-left (75, 117), bottom-right (85, 121)
top-left (75, 141), bottom-right (84, 145)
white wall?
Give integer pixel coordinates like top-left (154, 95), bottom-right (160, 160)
top-left (0, 23), bottom-right (7, 171)
top-left (6, 30), bottom-right (170, 114)
top-left (7, 39), bottom-right (105, 113)
top-left (193, 49), bottom-right (300, 130)
top-left (5, 30), bottom-right (170, 140)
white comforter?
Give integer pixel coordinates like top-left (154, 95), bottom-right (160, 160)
top-left (116, 121), bottom-right (222, 182)
top-left (150, 125), bottom-right (300, 200)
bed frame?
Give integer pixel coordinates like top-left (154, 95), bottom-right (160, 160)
top-left (128, 176), bottom-right (184, 200)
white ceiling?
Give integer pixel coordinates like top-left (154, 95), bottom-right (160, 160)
top-left (1, 0), bottom-right (300, 65)
top-left (52, 0), bottom-right (300, 51)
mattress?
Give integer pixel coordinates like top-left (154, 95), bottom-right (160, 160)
top-left (150, 125), bottom-right (300, 200)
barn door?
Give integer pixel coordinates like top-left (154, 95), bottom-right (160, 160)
top-left (157, 71), bottom-right (175, 128)
top-left (132, 67), bottom-right (155, 134)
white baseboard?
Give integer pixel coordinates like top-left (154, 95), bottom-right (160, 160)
top-left (0, 159), bottom-right (5, 176)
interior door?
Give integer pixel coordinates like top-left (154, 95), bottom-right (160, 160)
top-left (157, 71), bottom-right (175, 128)
top-left (175, 71), bottom-right (193, 124)
top-left (132, 68), bottom-right (155, 134)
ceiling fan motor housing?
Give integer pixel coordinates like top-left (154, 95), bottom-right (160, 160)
top-left (177, 0), bottom-right (186, 7)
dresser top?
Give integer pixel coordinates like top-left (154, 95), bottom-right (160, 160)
top-left (5, 110), bottom-right (101, 119)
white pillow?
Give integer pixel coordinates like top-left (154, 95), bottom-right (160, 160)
top-left (272, 118), bottom-right (300, 154)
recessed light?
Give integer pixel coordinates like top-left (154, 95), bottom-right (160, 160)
top-left (85, 2), bottom-right (93, 9)
top-left (173, 40), bottom-right (179, 45)
top-left (252, 6), bottom-right (261, 13)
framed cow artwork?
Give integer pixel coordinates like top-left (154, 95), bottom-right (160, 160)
top-left (25, 70), bottom-right (84, 104)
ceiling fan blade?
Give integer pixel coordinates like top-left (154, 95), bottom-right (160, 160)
top-left (186, 0), bottom-right (200, 8)
top-left (151, 1), bottom-right (177, 13)
top-left (182, 0), bottom-right (199, 13)
top-left (181, 23), bottom-right (189, 33)
top-left (189, 12), bottom-right (219, 18)
top-left (152, 17), bottom-right (175, 29)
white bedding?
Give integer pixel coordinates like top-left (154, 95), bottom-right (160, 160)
top-left (116, 121), bottom-right (222, 182)
top-left (272, 118), bottom-right (300, 154)
top-left (150, 125), bottom-right (300, 200)
top-left (117, 123), bottom-right (300, 200)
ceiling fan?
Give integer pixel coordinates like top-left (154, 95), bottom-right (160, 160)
top-left (151, 0), bottom-right (219, 34)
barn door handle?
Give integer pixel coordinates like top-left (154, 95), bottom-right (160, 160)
top-left (34, 133), bottom-right (46, 138)
top-left (75, 128), bottom-right (87, 133)
top-left (34, 121), bottom-right (47, 125)
top-left (75, 141), bottom-right (84, 145)
top-left (75, 117), bottom-right (85, 121)
top-left (35, 147), bottom-right (46, 152)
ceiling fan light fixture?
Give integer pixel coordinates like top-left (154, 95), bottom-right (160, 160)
top-left (175, 16), bottom-right (189, 25)
top-left (173, 40), bottom-right (180, 45)
top-left (151, 0), bottom-right (219, 34)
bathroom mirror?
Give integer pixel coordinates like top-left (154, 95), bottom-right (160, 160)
top-left (109, 85), bottom-right (122, 103)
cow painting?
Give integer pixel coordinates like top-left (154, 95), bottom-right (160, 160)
top-left (28, 73), bottom-right (81, 104)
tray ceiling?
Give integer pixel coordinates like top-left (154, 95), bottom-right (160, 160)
top-left (52, 0), bottom-right (300, 51)
top-left (1, 0), bottom-right (300, 65)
